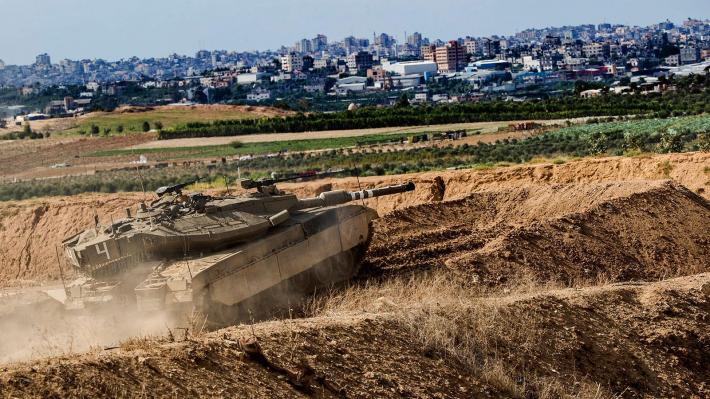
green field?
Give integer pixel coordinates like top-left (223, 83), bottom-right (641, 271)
top-left (87, 132), bottom-right (415, 159)
top-left (550, 114), bottom-right (710, 138)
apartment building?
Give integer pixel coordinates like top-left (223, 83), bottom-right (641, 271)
top-left (346, 51), bottom-right (374, 72)
top-left (280, 53), bottom-right (303, 73)
top-left (435, 41), bottom-right (466, 72)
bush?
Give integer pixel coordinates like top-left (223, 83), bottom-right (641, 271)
top-left (142, 121), bottom-right (150, 132)
top-left (656, 129), bottom-right (684, 153)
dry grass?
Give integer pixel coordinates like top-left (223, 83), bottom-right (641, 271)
top-left (308, 271), bottom-right (611, 398)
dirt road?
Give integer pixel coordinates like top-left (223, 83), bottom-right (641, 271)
top-left (129, 117), bottom-right (586, 149)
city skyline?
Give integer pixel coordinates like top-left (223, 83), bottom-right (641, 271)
top-left (1, 0), bottom-right (709, 64)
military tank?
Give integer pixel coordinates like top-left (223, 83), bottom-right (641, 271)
top-left (61, 174), bottom-right (414, 326)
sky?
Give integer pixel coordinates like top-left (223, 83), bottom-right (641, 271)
top-left (0, 0), bottom-right (709, 64)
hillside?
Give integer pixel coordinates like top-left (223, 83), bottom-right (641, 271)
top-left (0, 152), bottom-right (708, 398)
top-left (1, 273), bottom-right (707, 398)
top-left (1, 152), bottom-right (707, 286)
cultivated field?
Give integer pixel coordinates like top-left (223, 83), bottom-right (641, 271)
top-left (130, 118), bottom-right (586, 149)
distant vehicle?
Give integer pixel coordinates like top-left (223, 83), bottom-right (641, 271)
top-left (50, 163), bottom-right (71, 168)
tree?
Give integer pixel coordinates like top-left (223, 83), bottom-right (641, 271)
top-left (142, 121), bottom-right (150, 132)
top-left (116, 125), bottom-right (124, 133)
top-left (656, 129), bottom-right (684, 153)
top-left (586, 131), bottom-right (609, 155)
top-left (90, 124), bottom-right (100, 135)
top-left (396, 93), bottom-right (410, 108)
top-left (0, 119), bottom-right (6, 129)
top-left (154, 121), bottom-right (164, 131)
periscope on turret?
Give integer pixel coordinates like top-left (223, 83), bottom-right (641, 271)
top-left (61, 173), bottom-right (415, 326)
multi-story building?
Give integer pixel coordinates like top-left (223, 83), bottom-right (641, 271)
top-left (313, 58), bottom-right (332, 69)
top-left (407, 32), bottom-right (423, 48)
top-left (346, 51), bottom-right (373, 72)
top-left (434, 41), bottom-right (466, 72)
top-left (312, 34), bottom-right (328, 52)
top-left (463, 38), bottom-right (477, 55)
top-left (680, 47), bottom-right (698, 64)
top-left (35, 53), bottom-right (51, 67)
top-left (582, 43), bottom-right (604, 58)
top-left (422, 44), bottom-right (437, 63)
top-left (295, 39), bottom-right (313, 54)
top-left (280, 53), bottom-right (303, 72)
top-left (665, 54), bottom-right (680, 66)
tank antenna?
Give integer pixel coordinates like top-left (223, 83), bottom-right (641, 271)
top-left (182, 237), bottom-right (193, 279)
top-left (135, 166), bottom-right (147, 202)
top-left (224, 175), bottom-right (232, 196)
top-left (352, 164), bottom-right (366, 206)
top-left (54, 245), bottom-right (68, 295)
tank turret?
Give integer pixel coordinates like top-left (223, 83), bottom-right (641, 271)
top-left (61, 176), bottom-right (415, 325)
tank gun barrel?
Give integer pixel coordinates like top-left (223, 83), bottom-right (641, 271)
top-left (156, 177), bottom-right (202, 197)
top-left (241, 169), bottom-right (346, 190)
top-left (293, 182), bottom-right (415, 210)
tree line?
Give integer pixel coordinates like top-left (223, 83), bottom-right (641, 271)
top-left (158, 90), bottom-right (710, 139)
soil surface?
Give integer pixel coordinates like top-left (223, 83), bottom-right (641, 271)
top-left (0, 152), bottom-right (708, 398)
top-left (1, 274), bottom-right (707, 398)
top-left (0, 152), bottom-right (707, 287)
top-left (129, 117), bottom-right (585, 149)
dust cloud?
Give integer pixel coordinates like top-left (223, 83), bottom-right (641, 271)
top-left (0, 288), bottom-right (187, 364)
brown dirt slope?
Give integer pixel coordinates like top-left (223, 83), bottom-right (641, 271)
top-left (1, 274), bottom-right (707, 398)
top-left (0, 152), bottom-right (707, 286)
top-left (365, 180), bottom-right (710, 285)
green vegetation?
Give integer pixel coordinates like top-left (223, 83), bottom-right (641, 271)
top-left (159, 91), bottom-right (710, 139)
top-left (3, 114), bottom-right (707, 201)
top-left (87, 132), bottom-right (411, 160)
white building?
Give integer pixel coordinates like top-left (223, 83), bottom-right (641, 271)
top-left (247, 89), bottom-right (271, 102)
top-left (313, 58), bottom-right (332, 69)
top-left (522, 56), bottom-right (542, 71)
top-left (236, 73), bottom-right (268, 85)
top-left (413, 92), bottom-right (430, 103)
top-left (280, 53), bottom-right (303, 73)
top-left (382, 60), bottom-right (437, 76)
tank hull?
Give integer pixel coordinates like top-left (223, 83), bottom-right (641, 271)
top-left (135, 204), bottom-right (377, 326)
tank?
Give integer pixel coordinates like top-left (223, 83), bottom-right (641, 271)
top-left (61, 175), bottom-right (415, 326)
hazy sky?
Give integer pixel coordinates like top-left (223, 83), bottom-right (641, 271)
top-left (1, 0), bottom-right (708, 64)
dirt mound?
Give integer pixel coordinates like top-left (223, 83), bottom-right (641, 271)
top-left (0, 152), bottom-right (707, 287)
top-left (2, 274), bottom-right (707, 398)
top-left (365, 181), bottom-right (710, 286)
top-left (281, 152), bottom-right (710, 209)
top-left (0, 194), bottom-right (143, 285)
